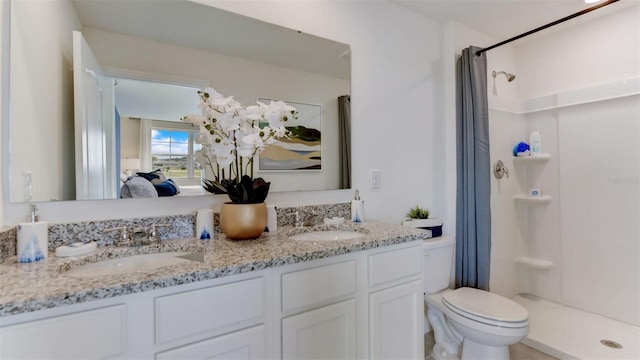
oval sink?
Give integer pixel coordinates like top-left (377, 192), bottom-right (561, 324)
top-left (290, 230), bottom-right (365, 241)
top-left (65, 252), bottom-right (203, 277)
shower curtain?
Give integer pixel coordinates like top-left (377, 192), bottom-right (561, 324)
top-left (455, 46), bottom-right (491, 290)
top-left (338, 95), bottom-right (351, 189)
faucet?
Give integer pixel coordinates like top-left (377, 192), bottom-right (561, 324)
top-left (294, 211), bottom-right (319, 228)
top-left (295, 211), bottom-right (305, 227)
top-left (104, 226), bottom-right (131, 247)
top-left (104, 224), bottom-right (171, 247)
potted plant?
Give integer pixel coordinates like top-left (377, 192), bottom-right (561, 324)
top-left (183, 88), bottom-right (298, 239)
top-left (401, 206), bottom-right (443, 237)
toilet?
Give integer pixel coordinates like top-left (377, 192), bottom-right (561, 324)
top-left (423, 237), bottom-right (529, 360)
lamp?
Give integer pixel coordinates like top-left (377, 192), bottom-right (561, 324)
top-left (121, 158), bottom-right (141, 176)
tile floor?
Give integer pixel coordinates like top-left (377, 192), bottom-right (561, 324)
top-left (424, 332), bottom-right (558, 360)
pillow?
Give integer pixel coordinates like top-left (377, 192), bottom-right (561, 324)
top-left (136, 169), bottom-right (168, 185)
top-left (120, 175), bottom-right (159, 198)
top-left (153, 179), bottom-right (180, 197)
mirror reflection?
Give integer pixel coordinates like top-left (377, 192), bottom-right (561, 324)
top-left (8, 0), bottom-right (351, 203)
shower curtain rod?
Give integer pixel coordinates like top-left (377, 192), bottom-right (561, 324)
top-left (476, 0), bottom-right (619, 56)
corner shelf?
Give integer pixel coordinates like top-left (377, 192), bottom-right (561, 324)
top-left (513, 154), bottom-right (551, 164)
top-left (514, 195), bottom-right (552, 203)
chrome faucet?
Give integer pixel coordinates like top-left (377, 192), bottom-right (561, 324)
top-left (295, 211), bottom-right (304, 227)
top-left (104, 224), bottom-right (171, 247)
top-left (294, 211), bottom-right (318, 228)
top-left (148, 224), bottom-right (170, 242)
top-left (104, 226), bottom-right (131, 247)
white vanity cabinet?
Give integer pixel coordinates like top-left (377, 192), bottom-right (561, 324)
top-left (0, 304), bottom-right (127, 359)
top-left (155, 324), bottom-right (267, 360)
top-left (153, 276), bottom-right (269, 360)
top-left (277, 259), bottom-right (358, 359)
top-left (0, 240), bottom-right (424, 359)
top-left (367, 244), bottom-right (424, 359)
top-left (0, 271), bottom-right (270, 360)
top-left (274, 241), bottom-right (424, 359)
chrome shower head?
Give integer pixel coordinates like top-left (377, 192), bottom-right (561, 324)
top-left (492, 70), bottom-right (516, 82)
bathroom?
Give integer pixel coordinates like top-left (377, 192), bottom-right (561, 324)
top-left (1, 0), bottom-right (639, 359)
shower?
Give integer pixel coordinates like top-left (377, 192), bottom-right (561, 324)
top-left (492, 70), bottom-right (516, 82)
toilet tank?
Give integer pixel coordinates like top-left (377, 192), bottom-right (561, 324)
top-left (422, 236), bottom-right (455, 294)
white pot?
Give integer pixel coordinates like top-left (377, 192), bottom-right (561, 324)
top-left (401, 218), bottom-right (443, 228)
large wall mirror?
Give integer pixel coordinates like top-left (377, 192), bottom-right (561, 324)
top-left (7, 0), bottom-right (351, 203)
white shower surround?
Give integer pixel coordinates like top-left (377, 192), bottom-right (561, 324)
top-left (488, 78), bottom-right (640, 358)
top-left (509, 79), bottom-right (639, 325)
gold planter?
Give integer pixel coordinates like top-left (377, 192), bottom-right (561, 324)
top-left (219, 202), bottom-right (267, 240)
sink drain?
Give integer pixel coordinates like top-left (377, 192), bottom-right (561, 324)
top-left (600, 339), bottom-right (623, 349)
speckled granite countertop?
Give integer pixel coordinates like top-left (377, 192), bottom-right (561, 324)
top-left (0, 221), bottom-right (430, 317)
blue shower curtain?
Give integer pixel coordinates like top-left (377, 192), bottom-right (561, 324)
top-left (455, 46), bottom-right (491, 290)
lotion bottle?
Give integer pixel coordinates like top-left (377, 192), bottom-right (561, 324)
top-left (17, 204), bottom-right (48, 263)
top-left (351, 190), bottom-right (364, 223)
top-left (530, 131), bottom-right (542, 156)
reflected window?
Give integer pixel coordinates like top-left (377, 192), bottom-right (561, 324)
top-left (151, 127), bottom-right (202, 179)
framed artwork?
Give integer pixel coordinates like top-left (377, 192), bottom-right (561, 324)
top-left (258, 98), bottom-right (322, 171)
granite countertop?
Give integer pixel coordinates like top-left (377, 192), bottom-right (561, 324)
top-left (0, 221), bottom-right (430, 317)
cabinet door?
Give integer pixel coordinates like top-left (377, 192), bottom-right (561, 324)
top-left (0, 305), bottom-right (126, 359)
top-left (155, 324), bottom-right (266, 360)
top-left (282, 299), bottom-right (356, 360)
top-left (369, 280), bottom-right (424, 360)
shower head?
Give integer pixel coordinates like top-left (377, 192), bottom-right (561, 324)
top-left (492, 70), bottom-right (516, 82)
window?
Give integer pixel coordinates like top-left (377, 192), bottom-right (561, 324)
top-left (151, 127), bottom-right (202, 179)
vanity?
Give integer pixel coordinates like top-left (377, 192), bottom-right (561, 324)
top-left (0, 221), bottom-right (428, 359)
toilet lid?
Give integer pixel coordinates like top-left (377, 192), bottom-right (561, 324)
top-left (443, 287), bottom-right (528, 324)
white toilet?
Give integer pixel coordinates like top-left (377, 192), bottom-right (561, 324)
top-left (423, 237), bottom-right (529, 360)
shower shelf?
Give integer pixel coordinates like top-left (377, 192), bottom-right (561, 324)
top-left (514, 195), bottom-right (552, 203)
top-left (515, 256), bottom-right (553, 269)
top-left (513, 154), bottom-right (551, 164)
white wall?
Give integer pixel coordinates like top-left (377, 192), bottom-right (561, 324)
top-left (120, 116), bottom-right (140, 159)
top-left (517, 6), bottom-right (640, 100)
top-left (2, 1), bottom-right (442, 225)
top-left (8, 1), bottom-right (80, 202)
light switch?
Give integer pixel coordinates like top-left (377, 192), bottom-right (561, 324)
top-left (371, 170), bottom-right (381, 189)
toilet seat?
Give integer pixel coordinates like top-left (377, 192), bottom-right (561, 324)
top-left (442, 288), bottom-right (528, 328)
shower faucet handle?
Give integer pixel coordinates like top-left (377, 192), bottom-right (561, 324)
top-left (494, 160), bottom-right (509, 179)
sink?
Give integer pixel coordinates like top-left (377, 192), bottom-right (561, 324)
top-left (65, 252), bottom-right (203, 277)
top-left (290, 230), bottom-right (365, 241)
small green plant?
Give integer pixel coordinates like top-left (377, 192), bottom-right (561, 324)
top-left (406, 206), bottom-right (430, 219)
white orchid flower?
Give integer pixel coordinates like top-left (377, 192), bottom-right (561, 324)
top-left (184, 89), bottom-right (297, 185)
top-left (273, 126), bottom-right (289, 138)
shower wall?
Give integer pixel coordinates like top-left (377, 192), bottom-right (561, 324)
top-left (557, 95), bottom-right (639, 325)
top-left (513, 6), bottom-right (640, 326)
top-left (516, 91), bottom-right (640, 326)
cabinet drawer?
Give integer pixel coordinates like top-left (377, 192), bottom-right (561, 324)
top-left (156, 324), bottom-right (266, 359)
top-left (0, 304), bottom-right (126, 359)
top-left (281, 260), bottom-right (356, 313)
top-left (155, 277), bottom-right (265, 345)
top-left (369, 245), bottom-right (422, 287)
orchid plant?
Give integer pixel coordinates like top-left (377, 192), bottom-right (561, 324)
top-left (182, 88), bottom-right (298, 203)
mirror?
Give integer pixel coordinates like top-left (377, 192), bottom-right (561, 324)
top-left (7, 0), bottom-right (351, 203)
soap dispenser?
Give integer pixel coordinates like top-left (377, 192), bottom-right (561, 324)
top-left (351, 190), bottom-right (364, 223)
top-left (16, 204), bottom-right (48, 263)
